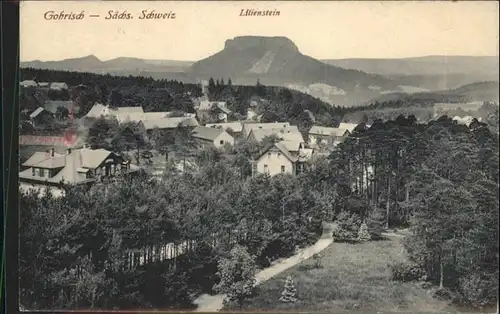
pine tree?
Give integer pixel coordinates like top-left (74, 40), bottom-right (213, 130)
top-left (357, 221), bottom-right (371, 242)
top-left (280, 275), bottom-right (298, 303)
top-left (367, 209), bottom-right (385, 240)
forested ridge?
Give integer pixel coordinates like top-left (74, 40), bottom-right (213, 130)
top-left (20, 111), bottom-right (499, 310)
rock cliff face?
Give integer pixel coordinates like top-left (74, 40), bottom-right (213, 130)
top-left (224, 36), bottom-right (299, 53)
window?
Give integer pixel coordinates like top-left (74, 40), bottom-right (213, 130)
top-left (32, 168), bottom-right (35, 176)
top-left (220, 140), bottom-right (224, 145)
top-left (264, 165), bottom-right (268, 173)
top-left (39, 168), bottom-right (45, 177)
top-left (277, 153), bottom-right (281, 157)
top-left (281, 165), bottom-right (286, 173)
top-left (268, 152), bottom-right (271, 158)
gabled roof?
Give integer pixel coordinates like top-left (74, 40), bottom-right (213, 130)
top-left (29, 107), bottom-right (47, 119)
top-left (23, 151), bottom-right (66, 168)
top-left (338, 123), bottom-right (358, 133)
top-left (258, 142), bottom-right (298, 163)
top-left (249, 126), bottom-right (304, 144)
top-left (191, 126), bottom-right (227, 142)
top-left (141, 117), bottom-right (199, 130)
top-left (205, 122), bottom-right (244, 133)
top-left (244, 122), bottom-right (291, 133)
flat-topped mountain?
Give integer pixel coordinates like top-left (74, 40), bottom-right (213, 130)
top-left (189, 36), bottom-right (400, 102)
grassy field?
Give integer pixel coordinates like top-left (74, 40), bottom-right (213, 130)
top-left (226, 235), bottom-right (452, 313)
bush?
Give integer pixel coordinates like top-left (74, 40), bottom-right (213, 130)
top-left (332, 212), bottom-right (361, 243)
top-left (390, 262), bottom-right (426, 282)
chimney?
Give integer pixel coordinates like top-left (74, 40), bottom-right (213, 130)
top-left (51, 148), bottom-right (55, 157)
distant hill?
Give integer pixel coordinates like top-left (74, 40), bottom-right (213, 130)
top-left (322, 56), bottom-right (499, 90)
top-left (369, 81), bottom-right (499, 105)
top-left (21, 55), bottom-right (193, 74)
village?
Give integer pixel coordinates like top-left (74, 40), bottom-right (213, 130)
top-left (19, 79), bottom-right (370, 197)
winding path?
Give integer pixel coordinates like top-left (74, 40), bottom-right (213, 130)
top-left (193, 222), bottom-right (335, 312)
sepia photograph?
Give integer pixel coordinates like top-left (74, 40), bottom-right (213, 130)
top-left (18, 1), bottom-right (499, 312)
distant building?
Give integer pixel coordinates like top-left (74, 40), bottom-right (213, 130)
top-left (195, 100), bottom-right (231, 122)
top-left (136, 117), bottom-right (199, 134)
top-left (85, 103), bottom-right (115, 119)
top-left (191, 126), bottom-right (235, 149)
top-left (242, 122), bottom-right (293, 139)
top-left (38, 82), bottom-right (50, 88)
top-left (308, 126), bottom-right (350, 147)
top-left (205, 122), bottom-right (244, 137)
top-left (19, 147), bottom-right (140, 197)
top-left (49, 82), bottom-right (69, 91)
top-left (255, 141), bottom-right (313, 177)
top-left (114, 107), bottom-right (145, 124)
top-left (338, 122), bottom-right (358, 133)
top-left (20, 80), bottom-right (38, 88)
top-left (28, 107), bottom-right (54, 126)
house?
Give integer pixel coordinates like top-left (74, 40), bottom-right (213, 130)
top-left (191, 126), bottom-right (235, 149)
top-left (28, 107), bottom-right (54, 126)
top-left (242, 122), bottom-right (293, 139)
top-left (308, 126), bottom-right (350, 147)
top-left (255, 141), bottom-right (313, 177)
top-left (44, 100), bottom-right (75, 115)
top-left (115, 107), bottom-right (145, 124)
top-left (19, 146), bottom-right (140, 197)
top-left (247, 124), bottom-right (305, 145)
top-left (205, 122), bottom-right (244, 137)
top-left (195, 100), bottom-right (231, 122)
top-left (20, 80), bottom-right (38, 88)
top-left (136, 117), bottom-right (199, 134)
top-left (338, 122), bottom-right (358, 133)
top-left (85, 103), bottom-right (115, 119)
top-left (49, 82), bottom-right (69, 91)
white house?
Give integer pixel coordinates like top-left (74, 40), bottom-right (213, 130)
top-left (191, 126), bottom-right (235, 149)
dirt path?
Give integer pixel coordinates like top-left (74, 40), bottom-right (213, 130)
top-left (193, 222), bottom-right (334, 312)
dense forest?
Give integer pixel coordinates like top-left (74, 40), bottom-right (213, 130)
top-left (20, 112), bottom-right (499, 310)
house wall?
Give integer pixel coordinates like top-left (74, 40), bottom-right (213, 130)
top-left (214, 132), bottom-right (235, 148)
top-left (256, 148), bottom-right (295, 176)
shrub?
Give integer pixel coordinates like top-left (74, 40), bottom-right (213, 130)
top-left (390, 262), bottom-right (426, 282)
top-left (357, 222), bottom-right (371, 242)
top-left (332, 211), bottom-right (361, 242)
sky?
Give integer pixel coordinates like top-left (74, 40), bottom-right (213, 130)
top-left (20, 1), bottom-right (499, 62)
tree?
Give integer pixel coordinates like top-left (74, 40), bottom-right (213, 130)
top-left (332, 211), bottom-right (361, 242)
top-left (279, 275), bottom-right (298, 303)
top-left (213, 245), bottom-right (256, 309)
top-left (367, 209), bottom-right (385, 240)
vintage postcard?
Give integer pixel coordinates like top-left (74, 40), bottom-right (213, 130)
top-left (18, 1), bottom-right (499, 312)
